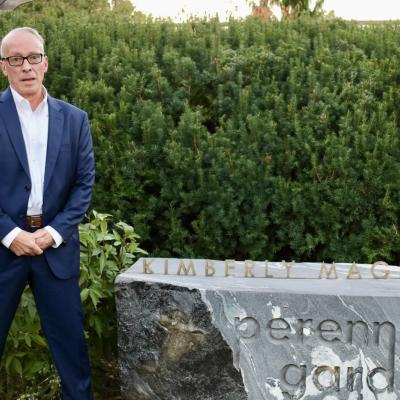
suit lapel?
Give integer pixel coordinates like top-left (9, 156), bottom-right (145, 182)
top-left (44, 96), bottom-right (64, 192)
top-left (0, 88), bottom-right (30, 180)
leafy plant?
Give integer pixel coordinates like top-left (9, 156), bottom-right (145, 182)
top-left (0, 211), bottom-right (146, 399)
top-left (79, 210), bottom-right (147, 349)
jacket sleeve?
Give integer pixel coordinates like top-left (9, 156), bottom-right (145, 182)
top-left (47, 112), bottom-right (95, 241)
top-left (0, 210), bottom-right (18, 241)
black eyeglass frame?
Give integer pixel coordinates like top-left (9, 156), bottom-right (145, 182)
top-left (1, 53), bottom-right (45, 67)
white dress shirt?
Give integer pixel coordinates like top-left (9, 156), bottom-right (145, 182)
top-left (1, 87), bottom-right (63, 248)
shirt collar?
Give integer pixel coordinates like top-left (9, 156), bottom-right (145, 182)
top-left (10, 86), bottom-right (48, 112)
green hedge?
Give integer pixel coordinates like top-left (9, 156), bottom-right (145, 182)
top-left (2, 4), bottom-right (400, 264)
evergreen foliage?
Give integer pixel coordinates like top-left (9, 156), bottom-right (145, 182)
top-left (2, 4), bottom-right (400, 265)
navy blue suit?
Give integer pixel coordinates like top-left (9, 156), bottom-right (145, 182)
top-left (0, 87), bottom-right (95, 399)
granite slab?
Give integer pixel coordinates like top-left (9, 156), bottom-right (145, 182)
top-left (116, 258), bottom-right (400, 399)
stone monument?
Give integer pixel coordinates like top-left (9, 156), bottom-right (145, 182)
top-left (115, 258), bottom-right (400, 399)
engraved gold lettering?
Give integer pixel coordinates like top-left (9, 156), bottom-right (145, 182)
top-left (371, 261), bottom-right (390, 279)
top-left (177, 260), bottom-right (196, 276)
top-left (164, 259), bottom-right (169, 275)
top-left (244, 260), bottom-right (255, 278)
top-left (225, 259), bottom-right (235, 277)
top-left (282, 260), bottom-right (295, 278)
top-left (204, 260), bottom-right (215, 277)
top-left (264, 260), bottom-right (273, 278)
top-left (347, 262), bottom-right (362, 279)
top-left (143, 258), bottom-right (154, 274)
top-left (319, 262), bottom-right (338, 279)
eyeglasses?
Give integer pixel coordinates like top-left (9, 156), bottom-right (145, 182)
top-left (1, 53), bottom-right (45, 67)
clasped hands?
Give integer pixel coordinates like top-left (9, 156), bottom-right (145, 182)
top-left (10, 229), bottom-right (55, 256)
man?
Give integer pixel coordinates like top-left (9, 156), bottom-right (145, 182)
top-left (0, 27), bottom-right (95, 399)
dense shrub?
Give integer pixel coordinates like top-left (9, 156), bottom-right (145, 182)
top-left (1, 5), bottom-right (400, 263)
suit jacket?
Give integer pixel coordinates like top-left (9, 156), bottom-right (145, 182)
top-left (0, 87), bottom-right (95, 279)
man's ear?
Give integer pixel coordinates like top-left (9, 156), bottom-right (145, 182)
top-left (0, 61), bottom-right (7, 77)
top-left (43, 55), bottom-right (48, 73)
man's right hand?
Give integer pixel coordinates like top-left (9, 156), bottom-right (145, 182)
top-left (9, 231), bottom-right (43, 256)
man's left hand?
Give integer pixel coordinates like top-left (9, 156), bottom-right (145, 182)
top-left (33, 229), bottom-right (55, 250)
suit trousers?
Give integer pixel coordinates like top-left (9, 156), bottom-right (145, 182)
top-left (0, 253), bottom-right (93, 400)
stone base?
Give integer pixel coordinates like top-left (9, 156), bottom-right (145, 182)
top-left (116, 281), bottom-right (246, 399)
top-left (116, 259), bottom-right (400, 400)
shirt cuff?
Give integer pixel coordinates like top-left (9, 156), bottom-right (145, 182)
top-left (1, 227), bottom-right (22, 248)
top-left (44, 226), bottom-right (64, 248)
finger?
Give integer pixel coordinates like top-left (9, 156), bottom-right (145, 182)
top-left (26, 240), bottom-right (43, 255)
top-left (35, 239), bottom-right (50, 251)
top-left (33, 230), bottom-right (47, 239)
top-left (32, 245), bottom-right (43, 255)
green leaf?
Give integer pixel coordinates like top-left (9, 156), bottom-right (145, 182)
top-left (80, 288), bottom-right (89, 302)
top-left (32, 334), bottom-right (47, 347)
top-left (24, 333), bottom-right (32, 348)
top-left (12, 357), bottom-right (23, 376)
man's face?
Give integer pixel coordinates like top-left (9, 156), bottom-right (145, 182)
top-left (1, 31), bottom-right (48, 101)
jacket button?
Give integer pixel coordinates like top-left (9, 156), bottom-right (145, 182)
top-left (19, 214), bottom-right (24, 219)
top-left (24, 185), bottom-right (30, 192)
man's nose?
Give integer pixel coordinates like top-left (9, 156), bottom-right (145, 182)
top-left (21, 58), bottom-right (32, 70)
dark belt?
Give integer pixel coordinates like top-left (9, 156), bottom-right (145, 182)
top-left (26, 215), bottom-right (43, 228)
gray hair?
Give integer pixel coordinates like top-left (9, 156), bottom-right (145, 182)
top-left (0, 27), bottom-right (45, 58)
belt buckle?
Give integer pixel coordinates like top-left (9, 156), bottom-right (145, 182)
top-left (27, 215), bottom-right (42, 228)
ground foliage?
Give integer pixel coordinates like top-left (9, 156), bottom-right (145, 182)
top-left (2, 2), bottom-right (400, 396)
top-left (0, 210), bottom-right (145, 399)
